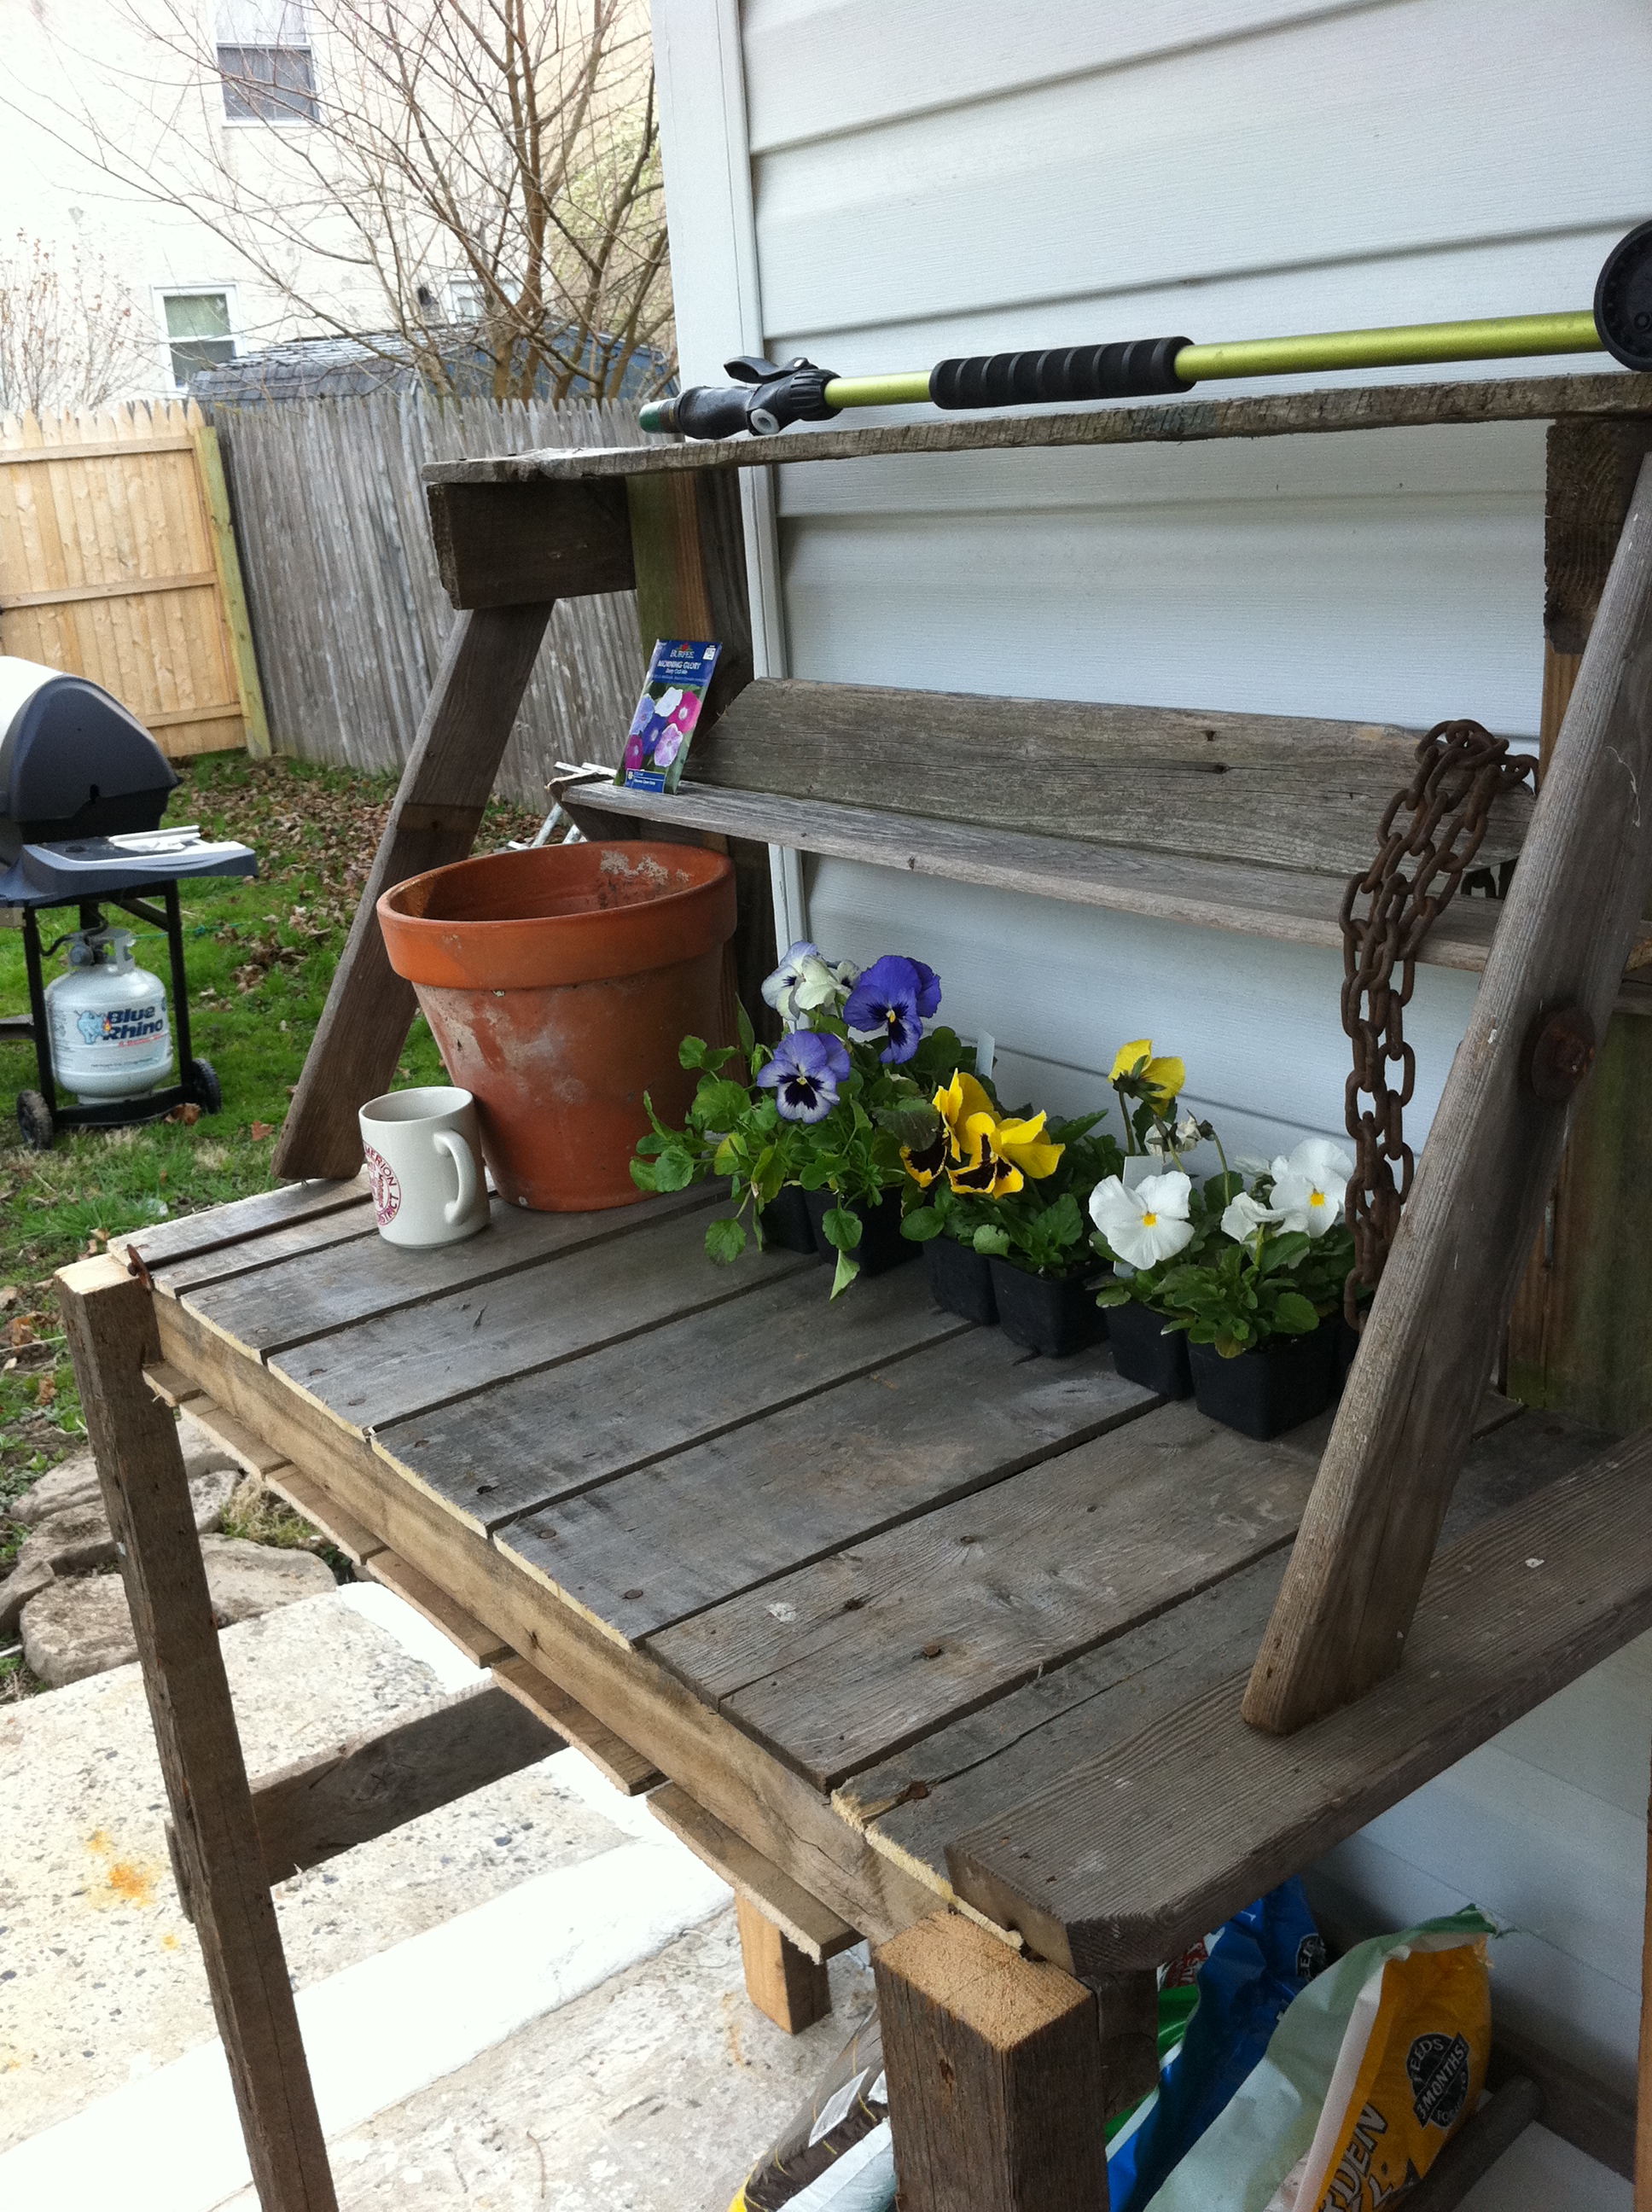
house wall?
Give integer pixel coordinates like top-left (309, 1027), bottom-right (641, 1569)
top-left (650, 0), bottom-right (1652, 2110)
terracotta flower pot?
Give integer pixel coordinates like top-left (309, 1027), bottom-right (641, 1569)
top-left (377, 841), bottom-right (736, 1213)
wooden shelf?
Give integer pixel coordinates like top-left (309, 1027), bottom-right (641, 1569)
top-left (573, 775), bottom-right (1640, 975)
top-left (424, 370), bottom-right (1652, 487)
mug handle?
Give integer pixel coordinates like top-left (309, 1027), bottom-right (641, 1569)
top-left (434, 1129), bottom-right (479, 1225)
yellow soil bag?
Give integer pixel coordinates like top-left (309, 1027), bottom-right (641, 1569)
top-left (1286, 1935), bottom-right (1491, 2209)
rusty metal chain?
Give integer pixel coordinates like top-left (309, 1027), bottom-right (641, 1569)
top-left (1341, 719), bottom-right (1534, 1325)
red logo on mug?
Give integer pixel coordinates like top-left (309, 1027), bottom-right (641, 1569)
top-left (364, 1144), bottom-right (402, 1225)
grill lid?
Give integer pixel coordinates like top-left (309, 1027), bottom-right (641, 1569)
top-left (0, 657), bottom-right (177, 859)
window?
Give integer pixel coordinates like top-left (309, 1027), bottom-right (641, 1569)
top-left (447, 275), bottom-right (488, 323)
top-left (162, 292), bottom-right (235, 388)
top-left (217, 2), bottom-right (317, 123)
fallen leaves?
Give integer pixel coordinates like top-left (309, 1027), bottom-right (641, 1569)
top-left (249, 1121), bottom-right (276, 1141)
top-left (35, 1376), bottom-right (55, 1406)
top-left (166, 1103), bottom-right (201, 1126)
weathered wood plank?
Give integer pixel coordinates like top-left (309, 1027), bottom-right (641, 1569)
top-left (375, 1264), bottom-right (969, 1537)
top-left (239, 1682), bottom-right (556, 1889)
top-left (568, 779), bottom-right (1596, 976)
top-left (259, 1463), bottom-right (384, 1567)
top-left (426, 477), bottom-right (635, 609)
top-left (954, 1423), bottom-right (1652, 1976)
top-left (115, 1178), bottom-right (369, 1274)
top-left (845, 1403), bottom-right (1595, 1901)
top-left (143, 1358), bottom-right (205, 1408)
top-left (182, 1186), bottom-right (711, 1363)
top-left (503, 1332), bottom-right (1153, 1644)
top-left (181, 1394), bottom-right (289, 1479)
top-left (649, 1783), bottom-right (858, 1960)
top-left (55, 1256), bottom-right (337, 2211)
top-left (424, 370), bottom-right (1652, 486)
top-left (656, 1399), bottom-right (1316, 1790)
top-left (149, 1290), bottom-right (945, 1945)
top-left (151, 1208), bottom-right (378, 1300)
top-left (675, 678), bottom-right (1530, 878)
top-left (490, 1653), bottom-right (663, 1795)
top-left (1508, 416), bottom-right (1652, 1437)
top-left (1246, 454), bottom-right (1652, 1732)
top-left (736, 1895), bottom-right (834, 2034)
top-left (275, 602), bottom-right (554, 1184)
top-left (874, 1912), bottom-right (1108, 2212)
top-left (364, 1550), bottom-right (513, 1669)
top-left (271, 1204), bottom-right (809, 1435)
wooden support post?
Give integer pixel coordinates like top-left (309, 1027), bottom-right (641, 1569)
top-left (56, 1254), bottom-right (337, 2211)
top-left (1638, 1750), bottom-right (1652, 2210)
top-left (1245, 456), bottom-right (1652, 1734)
top-left (275, 602), bottom-right (552, 1181)
top-left (873, 1912), bottom-right (1110, 2212)
top-left (620, 467), bottom-right (777, 1033)
top-left (736, 1895), bottom-right (834, 2034)
top-left (1508, 416), bottom-right (1652, 1432)
top-left (191, 416), bottom-right (270, 759)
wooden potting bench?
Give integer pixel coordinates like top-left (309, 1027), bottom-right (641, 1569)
top-left (59, 371), bottom-right (1652, 2212)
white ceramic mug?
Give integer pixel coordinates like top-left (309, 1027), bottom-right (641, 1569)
top-left (358, 1086), bottom-right (490, 1248)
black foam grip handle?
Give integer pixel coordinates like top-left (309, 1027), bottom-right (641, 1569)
top-left (929, 335), bottom-right (1195, 410)
top-left (672, 384), bottom-right (762, 439)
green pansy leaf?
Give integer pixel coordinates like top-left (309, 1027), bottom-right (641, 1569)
top-left (1272, 1291), bottom-right (1320, 1335)
top-left (829, 1247), bottom-right (862, 1300)
top-left (972, 1225), bottom-right (1011, 1257)
top-left (679, 1036), bottom-right (710, 1069)
top-left (629, 1157), bottom-right (660, 1190)
top-left (652, 1148), bottom-right (697, 1192)
top-left (900, 1206), bottom-right (944, 1243)
top-left (705, 1216), bottom-right (748, 1265)
top-left (822, 1204), bottom-right (863, 1253)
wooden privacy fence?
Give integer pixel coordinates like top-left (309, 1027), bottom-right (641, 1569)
top-left (0, 399), bottom-right (267, 759)
top-left (212, 390), bottom-right (656, 807)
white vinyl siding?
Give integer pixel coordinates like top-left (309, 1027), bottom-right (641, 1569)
top-left (652, 0), bottom-right (1652, 2108)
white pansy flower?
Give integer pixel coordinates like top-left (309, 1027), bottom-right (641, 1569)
top-left (1221, 1189), bottom-right (1283, 1243)
top-left (1269, 1138), bottom-right (1354, 1237)
top-left (1089, 1171), bottom-right (1195, 1268)
top-left (761, 941), bottom-right (852, 1030)
top-left (1173, 1113), bottom-right (1203, 1149)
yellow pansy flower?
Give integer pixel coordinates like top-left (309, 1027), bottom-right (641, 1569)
top-left (1109, 1038), bottom-right (1186, 1114)
top-left (901, 1068), bottom-right (995, 1187)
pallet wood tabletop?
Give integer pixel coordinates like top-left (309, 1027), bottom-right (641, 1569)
top-left (123, 1188), bottom-right (1652, 1970)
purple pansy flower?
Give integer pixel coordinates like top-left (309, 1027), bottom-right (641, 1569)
top-left (842, 954), bottom-right (942, 1065)
top-left (756, 1030), bottom-right (852, 1123)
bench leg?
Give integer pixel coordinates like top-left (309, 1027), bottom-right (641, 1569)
top-left (57, 1254), bottom-right (338, 2211)
top-left (874, 1912), bottom-right (1110, 2212)
top-left (737, 1893), bottom-right (833, 2034)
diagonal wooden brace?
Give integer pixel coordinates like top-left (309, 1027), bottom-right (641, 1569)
top-left (274, 603), bottom-right (554, 1181)
top-left (1246, 455), bottom-right (1652, 1734)
top-left (56, 1254), bottom-right (338, 2209)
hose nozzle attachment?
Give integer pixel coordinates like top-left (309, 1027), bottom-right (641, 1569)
top-left (641, 355), bottom-right (842, 441)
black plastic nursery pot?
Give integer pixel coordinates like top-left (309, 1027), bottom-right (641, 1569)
top-left (924, 1233), bottom-right (998, 1323)
top-left (988, 1258), bottom-right (1108, 1358)
top-left (1188, 1317), bottom-right (1340, 1441)
top-left (1106, 1298), bottom-right (1195, 1400)
top-left (759, 1185), bottom-right (821, 1256)
top-left (804, 1187), bottom-right (921, 1278)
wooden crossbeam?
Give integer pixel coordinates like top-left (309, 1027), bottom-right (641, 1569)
top-left (1245, 455), bottom-right (1652, 1732)
top-left (168, 1680), bottom-right (561, 1918)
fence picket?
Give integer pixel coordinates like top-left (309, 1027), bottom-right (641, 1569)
top-left (212, 389), bottom-right (656, 806)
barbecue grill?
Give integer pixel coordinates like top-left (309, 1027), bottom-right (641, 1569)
top-left (0, 657), bottom-right (257, 1148)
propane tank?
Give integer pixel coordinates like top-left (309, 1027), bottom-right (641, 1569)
top-left (45, 926), bottom-right (172, 1101)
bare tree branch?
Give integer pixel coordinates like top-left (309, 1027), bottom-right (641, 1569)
top-left (0, 234), bottom-right (154, 416)
top-left (24, 1), bottom-right (674, 403)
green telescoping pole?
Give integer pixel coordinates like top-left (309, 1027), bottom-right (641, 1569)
top-left (813, 309), bottom-right (1602, 414)
top-left (637, 306), bottom-right (1606, 435)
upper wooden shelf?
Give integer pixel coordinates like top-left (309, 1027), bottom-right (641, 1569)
top-left (572, 775), bottom-right (1523, 972)
top-left (425, 370), bottom-right (1652, 486)
top-left (565, 673), bottom-right (1596, 973)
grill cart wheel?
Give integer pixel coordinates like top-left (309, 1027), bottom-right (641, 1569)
top-left (186, 1057), bottom-right (223, 1115)
top-left (17, 1087), bottom-right (55, 1151)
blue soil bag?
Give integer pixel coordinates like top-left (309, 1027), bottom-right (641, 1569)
top-left (1108, 1879), bottom-right (1325, 2212)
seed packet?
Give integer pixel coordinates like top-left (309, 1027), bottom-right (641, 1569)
top-left (620, 638), bottom-right (721, 793)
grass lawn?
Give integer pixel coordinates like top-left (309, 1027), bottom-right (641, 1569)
top-left (0, 749), bottom-right (540, 1613)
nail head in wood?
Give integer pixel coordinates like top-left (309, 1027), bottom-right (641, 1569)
top-left (1524, 1004), bottom-right (1597, 1101)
